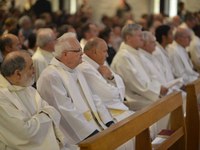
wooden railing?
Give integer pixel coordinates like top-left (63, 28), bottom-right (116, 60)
top-left (78, 92), bottom-right (186, 150)
top-left (186, 79), bottom-right (200, 150)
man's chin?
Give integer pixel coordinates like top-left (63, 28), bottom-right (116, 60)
top-left (24, 79), bottom-right (35, 87)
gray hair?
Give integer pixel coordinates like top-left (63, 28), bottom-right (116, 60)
top-left (121, 24), bottom-right (142, 41)
top-left (174, 27), bottom-right (191, 40)
top-left (142, 31), bottom-right (156, 43)
top-left (1, 51), bottom-right (29, 77)
top-left (53, 32), bottom-right (77, 58)
top-left (18, 15), bottom-right (31, 27)
top-left (36, 28), bottom-right (55, 48)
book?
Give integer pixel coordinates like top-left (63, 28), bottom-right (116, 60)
top-left (157, 129), bottom-right (175, 138)
top-left (152, 129), bottom-right (175, 149)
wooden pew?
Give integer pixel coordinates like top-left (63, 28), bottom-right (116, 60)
top-left (78, 92), bottom-right (186, 150)
top-left (186, 79), bottom-right (200, 150)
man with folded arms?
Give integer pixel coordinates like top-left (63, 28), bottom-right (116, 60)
top-left (0, 51), bottom-right (67, 150)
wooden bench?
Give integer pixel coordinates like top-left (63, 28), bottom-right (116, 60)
top-left (186, 79), bottom-right (200, 150)
top-left (78, 92), bottom-right (186, 150)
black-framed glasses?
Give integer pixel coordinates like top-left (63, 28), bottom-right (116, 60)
top-left (68, 47), bottom-right (82, 53)
top-left (63, 48), bottom-right (82, 53)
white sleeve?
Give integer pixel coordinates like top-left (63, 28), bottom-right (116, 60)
top-left (111, 54), bottom-right (161, 101)
top-left (37, 73), bottom-right (98, 140)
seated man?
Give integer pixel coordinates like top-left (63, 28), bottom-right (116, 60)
top-left (78, 37), bottom-right (133, 122)
top-left (111, 24), bottom-right (168, 111)
top-left (167, 27), bottom-right (199, 84)
top-left (0, 33), bottom-right (21, 65)
top-left (37, 33), bottom-right (114, 145)
top-left (32, 28), bottom-right (56, 81)
top-left (0, 51), bottom-right (67, 150)
top-left (78, 37), bottom-right (157, 149)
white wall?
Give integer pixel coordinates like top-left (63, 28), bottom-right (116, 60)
top-left (185, 0), bottom-right (200, 12)
top-left (89, 0), bottom-right (149, 23)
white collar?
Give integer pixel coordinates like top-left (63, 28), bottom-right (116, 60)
top-left (0, 74), bottom-right (27, 91)
top-left (50, 57), bottom-right (76, 73)
top-left (82, 54), bottom-right (99, 70)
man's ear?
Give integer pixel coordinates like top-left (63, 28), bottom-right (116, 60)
top-left (5, 45), bottom-right (12, 52)
top-left (162, 35), bottom-right (167, 42)
top-left (126, 35), bottom-right (132, 42)
top-left (14, 70), bottom-right (22, 80)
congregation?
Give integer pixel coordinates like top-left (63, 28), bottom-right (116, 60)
top-left (0, 0), bottom-right (200, 149)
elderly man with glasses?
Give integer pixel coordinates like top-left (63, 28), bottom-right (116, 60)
top-left (37, 33), bottom-right (114, 147)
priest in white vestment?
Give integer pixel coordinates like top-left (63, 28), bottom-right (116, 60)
top-left (78, 37), bottom-right (135, 149)
top-left (111, 24), bottom-right (168, 111)
top-left (80, 23), bottom-right (99, 49)
top-left (32, 28), bottom-right (56, 81)
top-left (37, 33), bottom-right (114, 145)
top-left (0, 51), bottom-right (69, 150)
top-left (179, 14), bottom-right (197, 40)
top-left (167, 27), bottom-right (199, 84)
top-left (139, 31), bottom-right (187, 131)
top-left (153, 25), bottom-right (176, 83)
top-left (78, 37), bottom-right (134, 121)
top-left (139, 31), bottom-right (171, 93)
top-left (0, 33), bottom-right (21, 60)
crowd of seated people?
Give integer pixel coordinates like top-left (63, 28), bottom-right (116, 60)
top-left (0, 1), bottom-right (200, 149)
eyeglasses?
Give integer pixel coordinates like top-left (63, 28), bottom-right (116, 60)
top-left (64, 48), bottom-right (82, 53)
top-left (70, 47), bottom-right (82, 52)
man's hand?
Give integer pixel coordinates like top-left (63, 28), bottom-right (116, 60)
top-left (160, 86), bottom-right (168, 96)
top-left (98, 65), bottom-right (114, 80)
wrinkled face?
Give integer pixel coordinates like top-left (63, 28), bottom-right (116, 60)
top-left (20, 56), bottom-right (35, 87)
top-left (145, 38), bottom-right (156, 54)
top-left (63, 39), bottom-right (83, 69)
top-left (127, 30), bottom-right (143, 49)
top-left (179, 31), bottom-right (191, 48)
top-left (95, 41), bottom-right (108, 65)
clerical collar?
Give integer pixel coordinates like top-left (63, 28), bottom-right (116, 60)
top-left (139, 49), bottom-right (153, 59)
top-left (122, 43), bottom-right (139, 56)
top-left (0, 74), bottom-right (26, 91)
top-left (50, 57), bottom-right (75, 73)
top-left (82, 54), bottom-right (99, 69)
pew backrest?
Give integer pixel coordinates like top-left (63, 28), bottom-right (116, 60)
top-left (186, 79), bottom-right (200, 150)
top-left (79, 92), bottom-right (186, 150)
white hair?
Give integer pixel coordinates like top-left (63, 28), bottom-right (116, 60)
top-left (53, 32), bottom-right (77, 58)
top-left (142, 31), bottom-right (156, 43)
top-left (36, 28), bottom-right (55, 47)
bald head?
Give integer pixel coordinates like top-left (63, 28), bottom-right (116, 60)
top-left (0, 33), bottom-right (21, 56)
top-left (84, 37), bottom-right (108, 65)
top-left (84, 37), bottom-right (105, 52)
top-left (1, 51), bottom-right (30, 77)
top-left (1, 51), bottom-right (34, 86)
